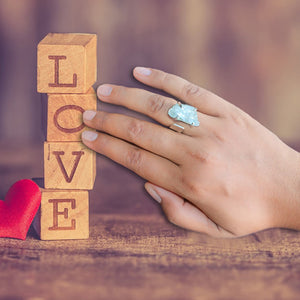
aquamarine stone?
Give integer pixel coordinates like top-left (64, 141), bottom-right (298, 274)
top-left (168, 103), bottom-right (199, 126)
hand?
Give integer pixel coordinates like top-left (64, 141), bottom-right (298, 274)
top-left (82, 67), bottom-right (300, 238)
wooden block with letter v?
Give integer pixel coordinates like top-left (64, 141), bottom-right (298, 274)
top-left (44, 142), bottom-right (96, 190)
top-left (33, 183), bottom-right (89, 240)
top-left (46, 87), bottom-right (97, 141)
top-left (37, 33), bottom-right (97, 94)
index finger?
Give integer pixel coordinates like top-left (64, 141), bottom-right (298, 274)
top-left (133, 67), bottom-right (230, 117)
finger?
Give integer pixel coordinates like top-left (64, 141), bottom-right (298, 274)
top-left (81, 131), bottom-right (182, 194)
top-left (97, 84), bottom-right (215, 137)
top-left (133, 67), bottom-right (230, 117)
top-left (144, 182), bottom-right (234, 238)
top-left (83, 110), bottom-right (190, 164)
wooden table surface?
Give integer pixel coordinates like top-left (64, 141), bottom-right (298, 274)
top-left (0, 143), bottom-right (300, 300)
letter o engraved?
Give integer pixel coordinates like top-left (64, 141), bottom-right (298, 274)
top-left (53, 105), bottom-right (85, 133)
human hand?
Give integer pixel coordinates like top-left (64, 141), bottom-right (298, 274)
top-left (82, 67), bottom-right (300, 238)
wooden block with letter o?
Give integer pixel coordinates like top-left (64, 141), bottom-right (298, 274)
top-left (44, 141), bottom-right (96, 190)
top-left (37, 33), bottom-right (97, 94)
top-left (33, 186), bottom-right (89, 240)
top-left (47, 87), bottom-right (97, 141)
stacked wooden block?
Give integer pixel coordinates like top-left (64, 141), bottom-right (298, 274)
top-left (33, 33), bottom-right (97, 240)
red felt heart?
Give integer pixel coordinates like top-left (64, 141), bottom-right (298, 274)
top-left (0, 179), bottom-right (41, 240)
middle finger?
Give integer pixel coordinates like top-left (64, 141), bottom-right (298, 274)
top-left (97, 84), bottom-right (215, 137)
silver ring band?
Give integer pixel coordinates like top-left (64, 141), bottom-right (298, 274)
top-left (169, 123), bottom-right (185, 133)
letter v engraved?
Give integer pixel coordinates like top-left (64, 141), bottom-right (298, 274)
top-left (52, 151), bottom-right (84, 183)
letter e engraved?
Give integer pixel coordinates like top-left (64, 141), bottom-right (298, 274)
top-left (48, 55), bottom-right (77, 88)
top-left (54, 105), bottom-right (85, 133)
top-left (48, 199), bottom-right (76, 230)
top-left (52, 151), bottom-right (84, 183)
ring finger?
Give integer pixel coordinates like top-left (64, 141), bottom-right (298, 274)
top-left (83, 110), bottom-right (190, 164)
top-left (97, 84), bottom-right (215, 137)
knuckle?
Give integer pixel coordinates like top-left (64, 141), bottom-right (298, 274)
top-left (127, 120), bottom-right (144, 139)
top-left (182, 82), bottom-right (201, 98)
top-left (220, 181), bottom-right (233, 198)
top-left (213, 130), bottom-right (226, 144)
top-left (94, 133), bottom-right (108, 149)
top-left (187, 148), bottom-right (213, 165)
top-left (160, 72), bottom-right (169, 86)
top-left (112, 85), bottom-right (125, 98)
top-left (160, 72), bottom-right (176, 90)
top-left (125, 147), bottom-right (143, 171)
top-left (230, 108), bottom-right (249, 128)
top-left (180, 173), bottom-right (204, 198)
top-left (96, 112), bottom-right (109, 130)
top-left (148, 94), bottom-right (165, 114)
top-left (210, 125), bottom-right (227, 144)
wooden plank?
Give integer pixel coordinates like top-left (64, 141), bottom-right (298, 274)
top-left (46, 87), bottom-right (97, 141)
top-left (1, 213), bottom-right (300, 299)
top-left (37, 33), bottom-right (97, 94)
top-left (2, 144), bottom-right (300, 299)
top-left (44, 142), bottom-right (96, 190)
top-left (32, 187), bottom-right (89, 240)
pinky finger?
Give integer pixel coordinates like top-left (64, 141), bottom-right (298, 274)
top-left (144, 182), bottom-right (234, 238)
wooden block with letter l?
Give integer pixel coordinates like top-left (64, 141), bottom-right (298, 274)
top-left (33, 185), bottom-right (89, 240)
top-left (37, 33), bottom-right (97, 94)
top-left (44, 141), bottom-right (96, 190)
top-left (46, 87), bottom-right (97, 141)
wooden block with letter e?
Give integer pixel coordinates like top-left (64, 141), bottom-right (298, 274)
top-left (44, 142), bottom-right (96, 190)
top-left (37, 33), bottom-right (97, 94)
top-left (46, 87), bottom-right (97, 141)
top-left (33, 185), bottom-right (89, 240)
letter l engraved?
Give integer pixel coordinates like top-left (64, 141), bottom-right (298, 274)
top-left (48, 55), bottom-right (77, 87)
top-left (52, 151), bottom-right (84, 183)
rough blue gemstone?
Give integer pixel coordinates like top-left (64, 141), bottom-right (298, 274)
top-left (168, 103), bottom-right (200, 126)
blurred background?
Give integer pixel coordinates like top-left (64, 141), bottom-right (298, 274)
top-left (0, 0), bottom-right (300, 144)
top-left (0, 0), bottom-right (299, 210)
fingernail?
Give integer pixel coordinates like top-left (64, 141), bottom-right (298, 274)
top-left (135, 67), bottom-right (151, 76)
top-left (82, 131), bottom-right (98, 142)
top-left (98, 84), bottom-right (112, 96)
top-left (83, 110), bottom-right (96, 121)
top-left (145, 185), bottom-right (162, 203)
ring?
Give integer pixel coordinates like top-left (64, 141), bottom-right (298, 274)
top-left (169, 123), bottom-right (185, 133)
top-left (168, 102), bottom-right (200, 127)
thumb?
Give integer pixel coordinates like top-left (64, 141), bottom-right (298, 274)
top-left (144, 182), bottom-right (233, 238)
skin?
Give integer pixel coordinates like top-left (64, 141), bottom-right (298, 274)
top-left (81, 67), bottom-right (300, 238)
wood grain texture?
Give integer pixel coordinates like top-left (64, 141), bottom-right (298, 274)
top-left (33, 188), bottom-right (89, 240)
top-left (37, 33), bottom-right (97, 94)
top-left (3, 2), bottom-right (300, 143)
top-left (46, 88), bottom-right (97, 141)
top-left (0, 214), bottom-right (300, 299)
top-left (44, 142), bottom-right (96, 190)
top-left (1, 143), bottom-right (300, 299)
